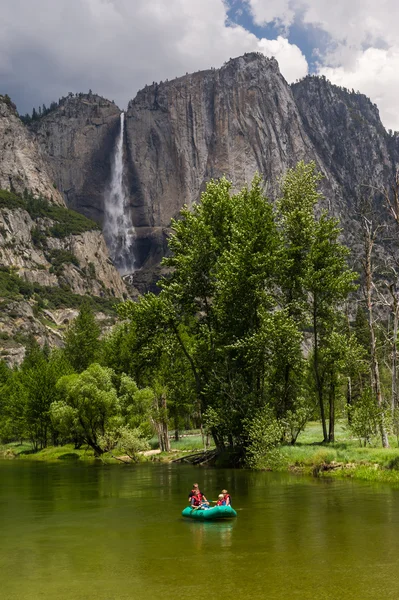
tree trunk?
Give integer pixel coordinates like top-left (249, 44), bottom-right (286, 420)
top-left (328, 377), bottom-right (335, 442)
top-left (364, 234), bottom-right (389, 448)
top-left (161, 392), bottom-right (170, 452)
top-left (313, 302), bottom-right (328, 442)
top-left (391, 297), bottom-right (399, 414)
top-left (347, 377), bottom-right (352, 425)
top-left (85, 438), bottom-right (104, 456)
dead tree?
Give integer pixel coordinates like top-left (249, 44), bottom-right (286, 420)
top-left (360, 212), bottom-right (389, 447)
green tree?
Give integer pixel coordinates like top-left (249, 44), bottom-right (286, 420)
top-left (274, 162), bottom-right (321, 418)
top-left (54, 364), bottom-right (120, 455)
top-left (64, 301), bottom-right (100, 372)
top-left (306, 214), bottom-right (357, 441)
top-left (22, 346), bottom-right (73, 449)
top-left (53, 364), bottom-right (150, 457)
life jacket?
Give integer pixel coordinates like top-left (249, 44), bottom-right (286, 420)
top-left (192, 493), bottom-right (203, 506)
top-left (216, 499), bottom-right (225, 506)
top-left (223, 493), bottom-right (231, 505)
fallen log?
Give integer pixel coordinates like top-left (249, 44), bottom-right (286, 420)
top-left (171, 449), bottom-right (218, 465)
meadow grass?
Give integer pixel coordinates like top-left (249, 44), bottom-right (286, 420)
top-left (278, 420), bottom-right (399, 484)
top-left (4, 422), bottom-right (399, 486)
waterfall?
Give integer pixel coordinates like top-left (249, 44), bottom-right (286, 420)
top-left (103, 112), bottom-right (135, 274)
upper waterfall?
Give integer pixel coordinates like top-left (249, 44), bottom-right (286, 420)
top-left (103, 112), bottom-right (135, 274)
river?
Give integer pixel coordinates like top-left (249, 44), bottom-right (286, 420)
top-left (1, 461), bottom-right (399, 599)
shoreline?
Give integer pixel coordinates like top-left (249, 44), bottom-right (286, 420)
top-left (3, 442), bottom-right (399, 486)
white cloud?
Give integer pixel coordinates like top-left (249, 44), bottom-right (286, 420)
top-left (258, 36), bottom-right (308, 82)
top-left (321, 47), bottom-right (399, 131)
top-left (0, 0), bottom-right (308, 113)
top-left (246, 0), bottom-right (295, 29)
top-left (246, 0), bottom-right (399, 129)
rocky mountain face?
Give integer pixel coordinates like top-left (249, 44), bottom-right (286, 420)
top-left (122, 55), bottom-right (398, 267)
top-left (123, 55), bottom-right (325, 273)
top-left (3, 53), bottom-right (399, 299)
top-left (291, 76), bottom-right (397, 213)
top-left (0, 96), bottom-right (127, 365)
top-left (32, 94), bottom-right (121, 223)
top-left (0, 95), bottom-right (64, 203)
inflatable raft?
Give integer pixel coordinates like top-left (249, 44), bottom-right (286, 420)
top-left (182, 505), bottom-right (237, 520)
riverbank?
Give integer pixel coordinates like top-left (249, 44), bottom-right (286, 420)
top-left (274, 422), bottom-right (399, 486)
top-left (3, 423), bottom-right (399, 485)
top-left (0, 433), bottom-right (209, 464)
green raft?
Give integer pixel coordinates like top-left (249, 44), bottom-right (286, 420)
top-left (182, 505), bottom-right (237, 520)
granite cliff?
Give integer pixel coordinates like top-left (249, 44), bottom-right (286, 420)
top-left (0, 96), bottom-right (127, 365)
top-left (3, 53), bottom-right (399, 298)
top-left (0, 95), bottom-right (64, 203)
top-left (31, 93), bottom-right (121, 223)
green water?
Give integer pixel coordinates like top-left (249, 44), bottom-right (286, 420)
top-left (1, 462), bottom-right (399, 600)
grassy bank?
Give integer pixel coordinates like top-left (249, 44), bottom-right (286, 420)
top-left (277, 422), bottom-right (399, 485)
top-left (0, 433), bottom-right (211, 464)
top-left (4, 424), bottom-right (399, 485)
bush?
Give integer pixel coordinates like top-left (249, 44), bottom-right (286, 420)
top-left (25, 195), bottom-right (100, 237)
top-left (0, 268), bottom-right (116, 313)
top-left (31, 226), bottom-right (47, 249)
top-left (0, 189), bottom-right (99, 238)
top-left (348, 390), bottom-right (384, 446)
top-left (47, 249), bottom-right (79, 276)
top-left (0, 268), bottom-right (32, 299)
top-left (0, 190), bottom-right (26, 210)
top-left (245, 406), bottom-right (284, 469)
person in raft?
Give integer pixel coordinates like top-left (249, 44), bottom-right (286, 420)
top-left (216, 494), bottom-right (225, 506)
top-left (221, 489), bottom-right (232, 506)
top-left (188, 483), bottom-right (208, 504)
top-left (190, 489), bottom-right (210, 509)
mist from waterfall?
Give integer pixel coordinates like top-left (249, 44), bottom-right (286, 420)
top-left (103, 112), bottom-right (135, 274)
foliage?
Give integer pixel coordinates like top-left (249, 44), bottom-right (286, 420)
top-left (0, 188), bottom-right (99, 236)
top-left (54, 364), bottom-right (120, 455)
top-left (47, 249), bottom-right (79, 276)
top-left (0, 267), bottom-right (33, 299)
top-left (53, 363), bottom-right (151, 456)
top-left (281, 396), bottom-right (314, 444)
top-left (98, 425), bottom-right (149, 460)
top-left (64, 301), bottom-right (100, 372)
top-left (348, 389), bottom-right (385, 446)
top-left (0, 343), bottom-right (73, 447)
top-left (244, 406), bottom-right (284, 469)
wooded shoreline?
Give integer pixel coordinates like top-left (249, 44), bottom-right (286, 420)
top-left (4, 421), bottom-right (399, 487)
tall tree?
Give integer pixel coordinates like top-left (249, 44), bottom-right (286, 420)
top-left (358, 206), bottom-right (390, 447)
top-left (64, 301), bottom-right (100, 372)
top-left (306, 214), bottom-right (357, 441)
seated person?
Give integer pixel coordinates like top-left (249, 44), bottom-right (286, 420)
top-left (216, 494), bottom-right (225, 506)
top-left (221, 489), bottom-right (232, 506)
top-left (190, 489), bottom-right (209, 509)
top-left (188, 483), bottom-right (208, 504)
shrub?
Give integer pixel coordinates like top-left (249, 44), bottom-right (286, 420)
top-left (0, 190), bottom-right (26, 210)
top-left (0, 189), bottom-right (100, 238)
top-left (31, 226), bottom-right (47, 249)
top-left (348, 389), bottom-right (384, 446)
top-left (0, 268), bottom-right (32, 299)
top-left (245, 406), bottom-right (284, 469)
top-left (47, 249), bottom-right (79, 276)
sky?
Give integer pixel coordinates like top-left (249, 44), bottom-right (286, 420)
top-left (1, 0), bottom-right (399, 129)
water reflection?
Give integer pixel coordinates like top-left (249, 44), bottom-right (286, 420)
top-left (2, 462), bottom-right (399, 599)
top-left (185, 519), bottom-right (235, 551)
